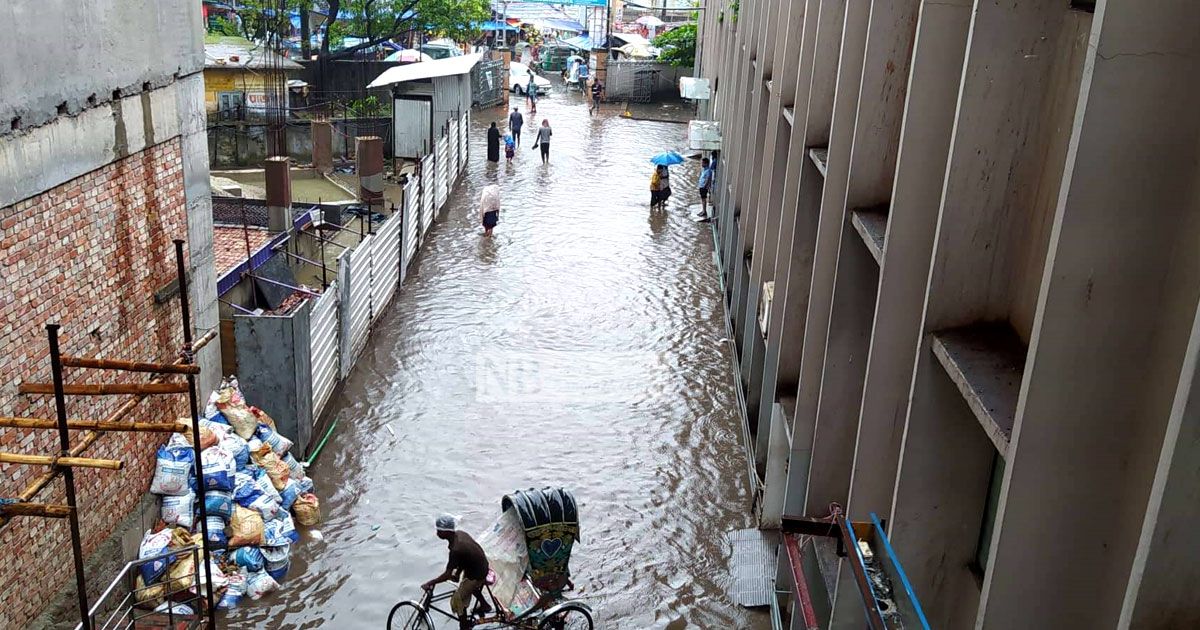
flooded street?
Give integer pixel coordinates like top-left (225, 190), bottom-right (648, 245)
top-left (230, 90), bottom-right (768, 630)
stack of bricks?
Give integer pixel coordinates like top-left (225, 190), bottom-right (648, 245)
top-left (0, 139), bottom-right (191, 628)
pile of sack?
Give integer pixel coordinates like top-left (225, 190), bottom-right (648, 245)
top-left (137, 378), bottom-right (321, 612)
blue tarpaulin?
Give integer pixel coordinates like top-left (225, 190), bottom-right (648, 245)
top-left (479, 20), bottom-right (520, 31)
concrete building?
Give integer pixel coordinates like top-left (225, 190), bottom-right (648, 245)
top-left (204, 34), bottom-right (305, 118)
top-left (696, 0), bottom-right (1200, 627)
top-left (0, 2), bottom-right (218, 626)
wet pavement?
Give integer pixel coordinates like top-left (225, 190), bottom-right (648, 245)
top-left (228, 88), bottom-right (769, 629)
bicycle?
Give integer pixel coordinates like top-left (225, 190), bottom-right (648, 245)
top-left (387, 574), bottom-right (592, 630)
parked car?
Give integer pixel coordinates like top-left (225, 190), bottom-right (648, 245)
top-left (421, 39), bottom-right (463, 60)
top-left (510, 62), bottom-right (551, 95)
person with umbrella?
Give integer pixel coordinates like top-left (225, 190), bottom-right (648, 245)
top-left (486, 121), bottom-right (501, 163)
top-left (649, 151), bottom-right (684, 209)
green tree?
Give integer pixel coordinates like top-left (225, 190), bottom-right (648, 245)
top-left (653, 22), bottom-right (696, 68)
top-left (223, 0), bottom-right (488, 61)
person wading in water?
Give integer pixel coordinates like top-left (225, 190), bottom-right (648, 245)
top-left (486, 121), bottom-right (501, 163)
top-left (532, 119), bottom-right (552, 164)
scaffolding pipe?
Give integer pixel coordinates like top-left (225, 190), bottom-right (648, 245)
top-left (174, 239), bottom-right (217, 627)
top-left (0, 327), bottom-right (215, 530)
top-left (0, 417), bottom-right (189, 433)
top-left (58, 357), bottom-right (201, 375)
top-left (48, 324), bottom-right (92, 629)
top-left (19, 382), bottom-right (191, 396)
top-left (0, 452), bottom-right (124, 470)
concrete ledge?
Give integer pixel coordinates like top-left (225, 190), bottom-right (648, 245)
top-left (809, 146), bottom-right (828, 177)
top-left (929, 324), bottom-right (1027, 456)
top-left (850, 207), bottom-right (889, 266)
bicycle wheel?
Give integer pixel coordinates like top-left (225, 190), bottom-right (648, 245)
top-left (388, 601), bottom-right (435, 630)
top-left (537, 603), bottom-right (593, 630)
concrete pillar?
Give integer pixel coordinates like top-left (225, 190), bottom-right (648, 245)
top-left (311, 120), bottom-right (333, 174)
top-left (264, 156), bottom-right (291, 233)
top-left (356, 136), bottom-right (384, 211)
top-left (501, 49), bottom-right (512, 106)
top-left (978, 1), bottom-right (1200, 626)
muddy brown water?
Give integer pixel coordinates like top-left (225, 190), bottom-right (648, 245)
top-left (226, 91), bottom-right (770, 630)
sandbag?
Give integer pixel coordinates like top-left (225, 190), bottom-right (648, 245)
top-left (263, 512), bottom-right (298, 546)
top-left (261, 544), bottom-right (290, 571)
top-left (296, 476), bottom-right (314, 494)
top-left (165, 552), bottom-right (196, 593)
top-left (282, 452), bottom-right (306, 480)
top-left (201, 445), bottom-right (235, 492)
top-left (222, 405), bottom-right (259, 440)
top-left (204, 491), bottom-right (234, 520)
top-left (217, 570), bottom-right (246, 609)
top-left (250, 406), bottom-right (278, 430)
top-left (292, 493), bottom-right (321, 526)
top-left (204, 515), bottom-right (229, 549)
top-left (150, 444), bottom-right (194, 496)
top-left (267, 562), bottom-right (290, 583)
top-left (221, 431), bottom-right (251, 469)
top-left (134, 574), bottom-right (166, 609)
top-left (228, 505), bottom-right (265, 548)
top-left (245, 569), bottom-right (280, 600)
top-left (138, 528), bottom-right (174, 585)
top-left (251, 444), bottom-right (290, 490)
top-left (154, 601), bottom-right (195, 616)
top-left (256, 424), bottom-right (293, 457)
top-left (161, 491), bottom-right (195, 529)
top-left (249, 494), bottom-right (281, 522)
top-left (233, 546), bottom-right (265, 572)
top-left (279, 479), bottom-right (301, 512)
top-left (251, 468), bottom-right (283, 504)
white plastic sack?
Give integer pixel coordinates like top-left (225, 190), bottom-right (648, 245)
top-left (138, 528), bottom-right (174, 585)
top-left (153, 601), bottom-right (195, 616)
top-left (282, 453), bottom-right (306, 481)
top-left (201, 445), bottom-right (236, 492)
top-left (149, 445), bottom-right (193, 496)
top-left (249, 494), bottom-right (281, 522)
top-left (221, 431), bottom-right (251, 469)
top-left (261, 544), bottom-right (291, 571)
top-left (257, 425), bottom-right (293, 457)
top-left (252, 469), bottom-right (282, 504)
top-left (245, 570), bottom-right (280, 600)
top-left (161, 491), bottom-right (196, 529)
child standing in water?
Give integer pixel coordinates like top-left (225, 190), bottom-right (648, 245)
top-left (504, 134), bottom-right (515, 164)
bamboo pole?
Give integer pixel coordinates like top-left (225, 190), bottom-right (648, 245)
top-left (0, 503), bottom-right (72, 518)
top-left (0, 417), bottom-right (189, 433)
top-left (0, 328), bottom-right (216, 529)
top-left (59, 356), bottom-right (202, 375)
top-left (0, 453), bottom-right (123, 470)
top-left (18, 382), bottom-right (190, 396)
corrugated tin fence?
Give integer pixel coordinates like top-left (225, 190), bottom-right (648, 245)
top-left (304, 111), bottom-right (468, 423)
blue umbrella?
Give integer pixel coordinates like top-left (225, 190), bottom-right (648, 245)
top-left (650, 151), bottom-right (685, 166)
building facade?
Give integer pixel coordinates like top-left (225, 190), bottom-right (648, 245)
top-left (0, 2), bottom-right (218, 626)
top-left (696, 0), bottom-right (1200, 627)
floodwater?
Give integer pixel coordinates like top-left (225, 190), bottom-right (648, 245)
top-left (228, 90), bottom-right (769, 630)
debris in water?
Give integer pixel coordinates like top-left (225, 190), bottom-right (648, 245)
top-left (385, 423), bottom-right (395, 437)
top-left (310, 529), bottom-right (325, 541)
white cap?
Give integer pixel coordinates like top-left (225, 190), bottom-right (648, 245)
top-left (436, 513), bottom-right (457, 532)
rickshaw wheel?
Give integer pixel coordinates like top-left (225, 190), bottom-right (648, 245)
top-left (388, 601), bottom-right (435, 630)
top-left (537, 603), bottom-right (593, 630)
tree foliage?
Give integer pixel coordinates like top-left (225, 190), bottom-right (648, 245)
top-left (653, 22), bottom-right (697, 68)
top-left (224, 0), bottom-right (489, 61)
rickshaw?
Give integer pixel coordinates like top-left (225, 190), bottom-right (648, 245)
top-left (388, 488), bottom-right (593, 630)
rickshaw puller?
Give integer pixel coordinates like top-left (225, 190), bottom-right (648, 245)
top-left (422, 514), bottom-right (493, 629)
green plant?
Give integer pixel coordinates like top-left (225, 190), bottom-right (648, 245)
top-left (652, 22), bottom-right (697, 68)
top-left (730, 0), bottom-right (740, 22)
top-left (213, 16), bottom-right (241, 37)
top-left (347, 95), bottom-right (388, 118)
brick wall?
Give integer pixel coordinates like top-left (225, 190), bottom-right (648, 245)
top-left (0, 139), bottom-right (191, 628)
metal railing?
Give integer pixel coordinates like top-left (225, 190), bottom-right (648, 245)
top-left (76, 545), bottom-right (208, 630)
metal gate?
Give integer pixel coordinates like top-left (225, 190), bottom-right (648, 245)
top-left (309, 283), bottom-right (340, 420)
top-left (471, 58), bottom-right (505, 108)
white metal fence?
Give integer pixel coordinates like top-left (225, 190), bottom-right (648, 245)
top-left (310, 112), bottom-right (467, 417)
top-left (309, 282), bottom-right (340, 420)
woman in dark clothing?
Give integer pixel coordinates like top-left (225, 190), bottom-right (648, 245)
top-left (486, 122), bottom-right (501, 162)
